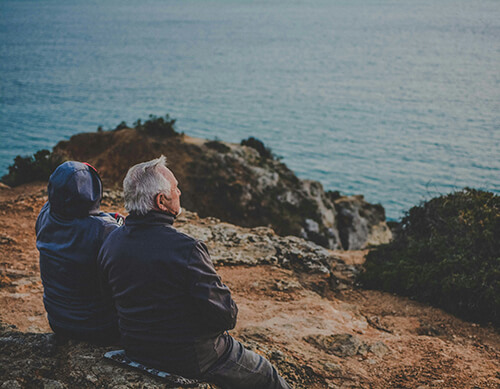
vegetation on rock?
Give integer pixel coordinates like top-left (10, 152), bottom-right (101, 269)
top-left (1, 149), bottom-right (62, 187)
top-left (241, 137), bottom-right (274, 160)
top-left (205, 140), bottom-right (231, 153)
top-left (358, 189), bottom-right (500, 327)
top-left (134, 114), bottom-right (180, 138)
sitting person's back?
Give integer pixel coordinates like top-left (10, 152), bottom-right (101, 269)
top-left (99, 210), bottom-right (235, 376)
top-left (36, 161), bottom-right (121, 343)
top-left (99, 156), bottom-right (291, 389)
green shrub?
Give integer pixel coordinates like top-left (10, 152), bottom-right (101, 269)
top-left (358, 189), bottom-right (500, 327)
top-left (205, 140), bottom-right (230, 153)
top-left (1, 149), bottom-right (63, 187)
top-left (241, 137), bottom-right (274, 160)
top-left (135, 114), bottom-right (179, 138)
top-left (113, 121), bottom-right (128, 131)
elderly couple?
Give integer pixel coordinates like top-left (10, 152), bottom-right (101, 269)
top-left (35, 157), bottom-right (291, 389)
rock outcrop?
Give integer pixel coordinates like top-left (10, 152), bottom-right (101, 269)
top-left (334, 195), bottom-right (392, 250)
top-left (173, 210), bottom-right (360, 290)
top-left (52, 127), bottom-right (391, 250)
top-left (0, 323), bottom-right (217, 389)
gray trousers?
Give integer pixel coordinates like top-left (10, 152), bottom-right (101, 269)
top-left (202, 335), bottom-right (292, 389)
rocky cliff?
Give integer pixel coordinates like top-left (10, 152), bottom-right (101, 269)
top-left (50, 124), bottom-right (391, 250)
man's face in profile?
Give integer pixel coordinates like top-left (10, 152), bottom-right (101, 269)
top-left (157, 166), bottom-right (182, 217)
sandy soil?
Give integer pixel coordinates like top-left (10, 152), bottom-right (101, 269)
top-left (0, 183), bottom-right (498, 388)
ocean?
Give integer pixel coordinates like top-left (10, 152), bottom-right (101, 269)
top-left (1, 0), bottom-right (499, 219)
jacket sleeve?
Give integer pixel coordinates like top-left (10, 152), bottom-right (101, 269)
top-left (96, 215), bottom-right (120, 303)
top-left (97, 212), bottom-right (121, 242)
top-left (187, 241), bottom-right (238, 332)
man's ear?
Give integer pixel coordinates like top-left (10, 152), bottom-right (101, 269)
top-left (155, 193), bottom-right (166, 211)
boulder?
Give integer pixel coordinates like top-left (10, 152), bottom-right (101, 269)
top-left (0, 323), bottom-right (215, 389)
top-left (304, 334), bottom-right (364, 357)
top-left (304, 334), bottom-right (390, 359)
top-left (175, 211), bottom-right (361, 283)
top-left (334, 195), bottom-right (392, 250)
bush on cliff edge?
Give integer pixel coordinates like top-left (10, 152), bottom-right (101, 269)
top-left (358, 189), bottom-right (500, 327)
top-left (241, 137), bottom-right (274, 160)
top-left (1, 150), bottom-right (63, 187)
top-left (134, 114), bottom-right (180, 137)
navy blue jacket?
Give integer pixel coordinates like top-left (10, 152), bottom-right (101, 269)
top-left (98, 211), bottom-right (238, 377)
top-left (35, 161), bottom-right (120, 335)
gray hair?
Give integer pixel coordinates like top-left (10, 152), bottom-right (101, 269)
top-left (123, 155), bottom-right (171, 215)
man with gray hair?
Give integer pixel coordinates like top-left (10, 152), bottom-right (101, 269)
top-left (98, 156), bottom-right (291, 389)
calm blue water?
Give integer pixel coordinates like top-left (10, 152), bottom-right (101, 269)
top-left (1, 0), bottom-right (499, 219)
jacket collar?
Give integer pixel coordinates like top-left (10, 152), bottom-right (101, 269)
top-left (125, 210), bottom-right (175, 227)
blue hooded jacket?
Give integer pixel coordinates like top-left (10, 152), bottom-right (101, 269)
top-left (35, 161), bottom-right (120, 334)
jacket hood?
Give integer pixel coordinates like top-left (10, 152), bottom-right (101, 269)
top-left (48, 161), bottom-right (103, 218)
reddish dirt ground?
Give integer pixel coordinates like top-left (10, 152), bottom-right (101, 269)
top-left (0, 183), bottom-right (499, 388)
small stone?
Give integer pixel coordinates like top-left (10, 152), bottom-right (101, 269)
top-left (0, 235), bottom-right (16, 245)
top-left (1, 380), bottom-right (22, 389)
top-left (85, 374), bottom-right (98, 383)
top-left (304, 334), bottom-right (362, 357)
top-left (43, 379), bottom-right (66, 389)
top-left (322, 362), bottom-right (342, 374)
top-left (93, 364), bottom-right (114, 374)
top-left (304, 219), bottom-right (319, 233)
top-left (273, 280), bottom-right (302, 292)
top-left (357, 342), bottom-right (369, 356)
top-left (369, 341), bottom-right (390, 357)
top-left (270, 350), bottom-right (285, 362)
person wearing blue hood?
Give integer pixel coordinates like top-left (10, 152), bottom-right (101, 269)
top-left (35, 161), bottom-right (123, 344)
